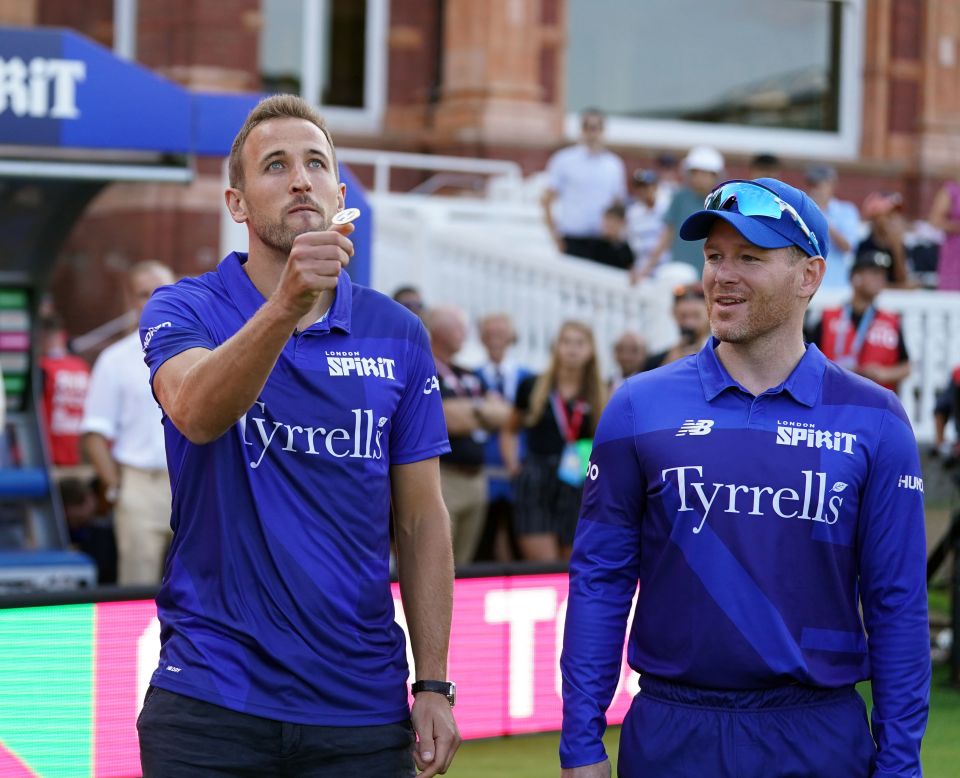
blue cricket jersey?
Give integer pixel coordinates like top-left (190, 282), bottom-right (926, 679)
top-left (560, 339), bottom-right (929, 776)
top-left (140, 253), bottom-right (450, 725)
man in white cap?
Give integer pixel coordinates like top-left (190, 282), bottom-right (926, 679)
top-left (636, 146), bottom-right (725, 279)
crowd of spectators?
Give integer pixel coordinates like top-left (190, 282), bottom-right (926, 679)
top-left (5, 114), bottom-right (960, 579)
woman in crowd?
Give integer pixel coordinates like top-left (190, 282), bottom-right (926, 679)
top-left (501, 320), bottom-right (607, 562)
top-left (929, 176), bottom-right (960, 291)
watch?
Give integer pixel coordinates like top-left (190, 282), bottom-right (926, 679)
top-left (411, 680), bottom-right (456, 707)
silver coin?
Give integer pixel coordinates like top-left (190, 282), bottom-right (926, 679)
top-left (331, 207), bottom-right (361, 225)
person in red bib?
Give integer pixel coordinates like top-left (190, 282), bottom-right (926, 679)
top-left (810, 247), bottom-right (911, 392)
top-left (38, 314), bottom-right (91, 467)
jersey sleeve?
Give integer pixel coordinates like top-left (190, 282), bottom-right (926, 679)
top-left (560, 383), bottom-right (644, 769)
top-left (139, 284), bottom-right (218, 386)
top-left (389, 322), bottom-right (451, 465)
top-left (856, 404), bottom-right (929, 777)
top-left (80, 347), bottom-right (121, 438)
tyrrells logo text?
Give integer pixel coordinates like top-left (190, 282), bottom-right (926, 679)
top-left (662, 465), bottom-right (847, 533)
top-left (238, 402), bottom-right (388, 468)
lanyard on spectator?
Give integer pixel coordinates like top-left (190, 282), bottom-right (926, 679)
top-left (833, 304), bottom-right (876, 363)
top-left (436, 360), bottom-right (479, 399)
top-left (550, 392), bottom-right (586, 443)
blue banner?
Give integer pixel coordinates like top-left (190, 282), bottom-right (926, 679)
top-left (0, 27), bottom-right (191, 153)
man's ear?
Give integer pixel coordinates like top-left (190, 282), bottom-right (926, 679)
top-left (800, 255), bottom-right (826, 298)
top-left (225, 188), bottom-right (247, 224)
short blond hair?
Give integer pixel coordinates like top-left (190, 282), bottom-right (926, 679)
top-left (228, 94), bottom-right (338, 189)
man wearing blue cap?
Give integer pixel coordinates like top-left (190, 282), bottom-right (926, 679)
top-left (560, 178), bottom-right (929, 777)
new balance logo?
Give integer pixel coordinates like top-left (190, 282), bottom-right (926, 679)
top-left (326, 350), bottom-right (397, 380)
top-left (676, 419), bottom-right (714, 436)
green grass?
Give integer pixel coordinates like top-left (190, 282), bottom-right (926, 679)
top-left (452, 664), bottom-right (960, 777)
top-left (929, 586), bottom-right (951, 619)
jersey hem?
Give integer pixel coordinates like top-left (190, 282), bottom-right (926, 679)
top-left (149, 675), bottom-right (411, 726)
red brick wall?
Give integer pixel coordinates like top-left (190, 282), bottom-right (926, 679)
top-left (137, 0), bottom-right (258, 74)
top-left (37, 0), bottom-right (112, 46)
top-left (51, 198), bottom-right (221, 337)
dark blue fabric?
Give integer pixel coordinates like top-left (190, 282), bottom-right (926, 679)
top-left (617, 678), bottom-right (876, 778)
top-left (138, 686), bottom-right (416, 777)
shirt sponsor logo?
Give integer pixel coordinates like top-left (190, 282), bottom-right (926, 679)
top-left (325, 350), bottom-right (397, 380)
top-left (675, 419), bottom-right (714, 436)
top-left (586, 460), bottom-right (599, 481)
top-left (661, 465), bottom-right (846, 533)
top-left (775, 420), bottom-right (856, 454)
top-left (423, 376), bottom-right (441, 395)
top-left (141, 321), bottom-right (172, 351)
top-left (898, 475), bottom-right (923, 492)
top-left (238, 401), bottom-right (388, 469)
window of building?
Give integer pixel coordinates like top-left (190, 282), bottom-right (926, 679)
top-left (565, 0), bottom-right (863, 158)
top-left (259, 0), bottom-right (388, 133)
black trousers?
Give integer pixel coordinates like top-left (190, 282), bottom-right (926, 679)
top-left (138, 686), bottom-right (416, 777)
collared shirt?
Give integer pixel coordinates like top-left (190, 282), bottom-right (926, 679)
top-left (81, 330), bottom-right (167, 470)
top-left (560, 339), bottom-right (929, 774)
top-left (663, 186), bottom-right (710, 272)
top-left (140, 252), bottom-right (449, 725)
top-left (546, 144), bottom-right (627, 237)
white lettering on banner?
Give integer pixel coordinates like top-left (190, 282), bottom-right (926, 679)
top-left (775, 420), bottom-right (856, 454)
top-left (662, 465), bottom-right (845, 533)
top-left (237, 402), bottom-right (387, 468)
top-left (392, 601), bottom-right (417, 686)
top-left (137, 617), bottom-right (162, 717)
top-left (0, 56), bottom-right (86, 118)
top-left (485, 588), bottom-right (557, 718)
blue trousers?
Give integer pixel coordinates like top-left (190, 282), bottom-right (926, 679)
top-left (618, 676), bottom-right (876, 778)
top-left (138, 686), bottom-right (416, 777)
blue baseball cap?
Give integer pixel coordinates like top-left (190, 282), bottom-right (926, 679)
top-left (679, 177), bottom-right (830, 259)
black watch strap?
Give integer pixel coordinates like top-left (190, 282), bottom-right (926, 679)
top-left (411, 680), bottom-right (456, 707)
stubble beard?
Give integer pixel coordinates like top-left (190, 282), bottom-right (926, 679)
top-left (252, 211), bottom-right (330, 255)
top-left (708, 293), bottom-right (792, 345)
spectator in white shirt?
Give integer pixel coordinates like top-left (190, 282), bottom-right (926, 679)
top-left (542, 109), bottom-right (627, 263)
top-left (81, 260), bottom-right (175, 585)
top-left (805, 164), bottom-right (862, 290)
top-left (627, 169), bottom-right (669, 284)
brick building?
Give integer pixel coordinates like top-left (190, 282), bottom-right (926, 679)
top-left (4, 0), bottom-right (959, 334)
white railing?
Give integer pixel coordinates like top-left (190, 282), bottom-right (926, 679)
top-left (338, 148), bottom-right (524, 196)
top-left (369, 191), bottom-right (960, 444)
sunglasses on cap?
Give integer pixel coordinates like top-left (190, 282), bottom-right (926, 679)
top-left (673, 283), bottom-right (705, 301)
top-left (703, 181), bottom-right (821, 257)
